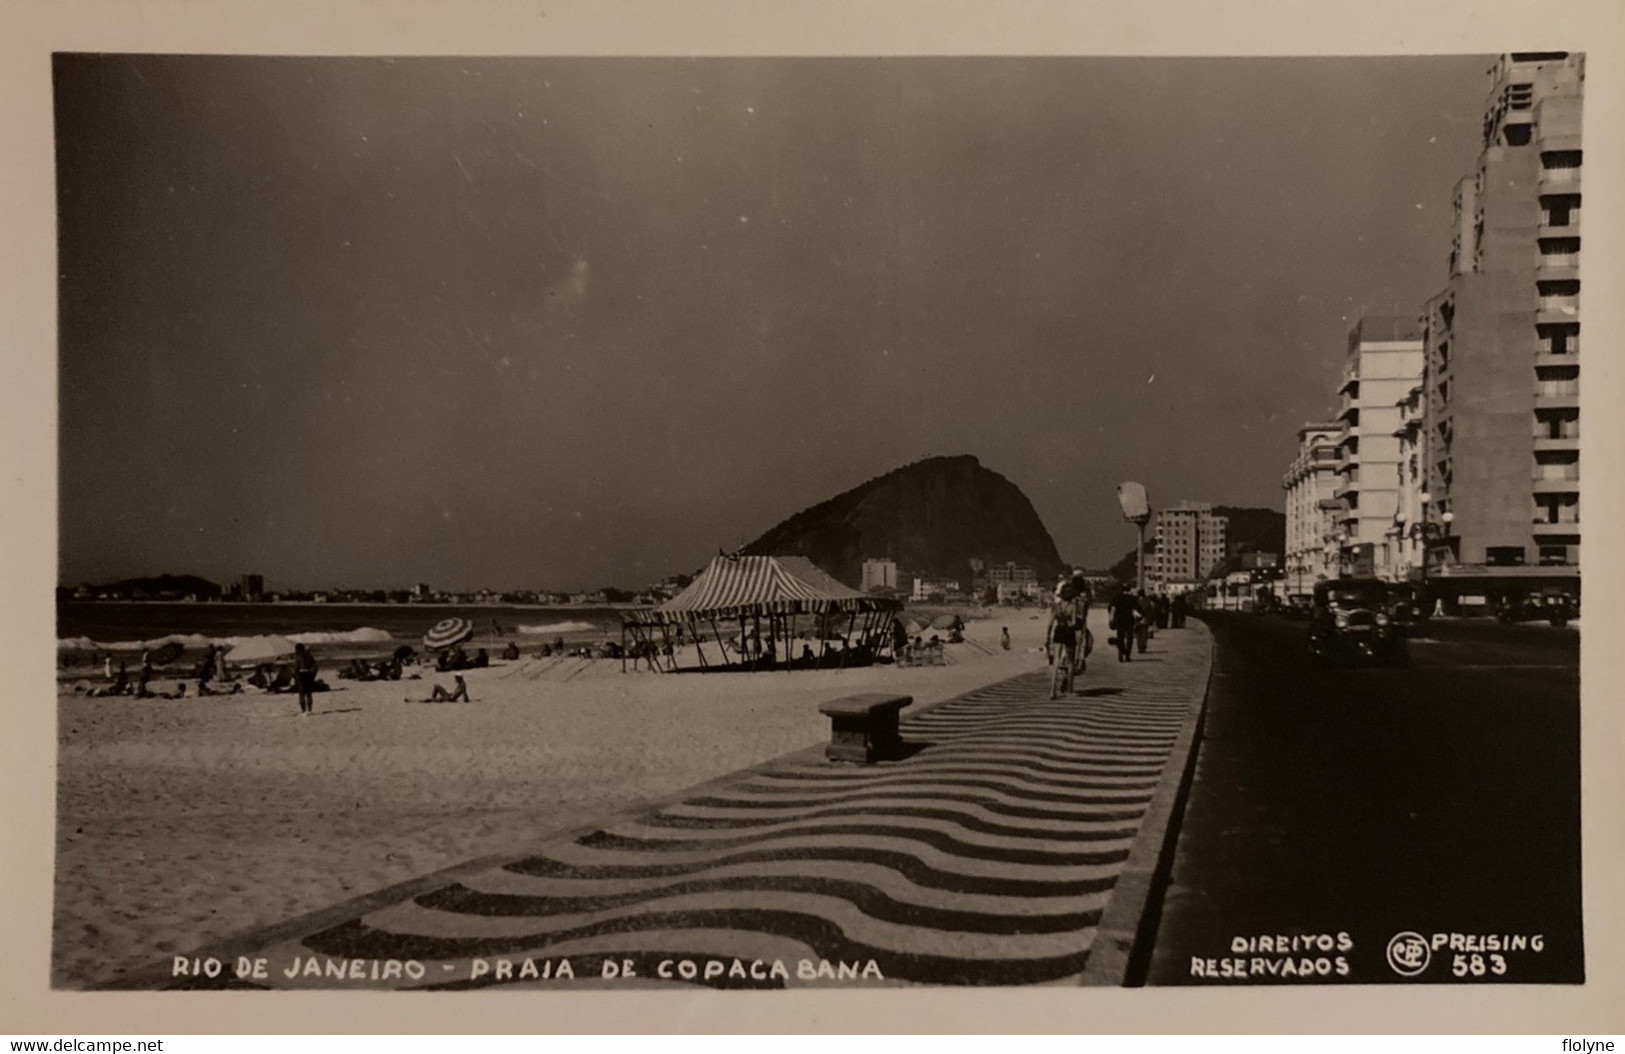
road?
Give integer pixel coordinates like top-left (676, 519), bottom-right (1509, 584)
top-left (1144, 612), bottom-right (1582, 985)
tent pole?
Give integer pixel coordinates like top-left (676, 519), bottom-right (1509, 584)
top-left (839, 610), bottom-right (857, 668)
top-left (620, 623), bottom-right (627, 674)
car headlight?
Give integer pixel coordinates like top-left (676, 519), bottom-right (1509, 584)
top-left (1334, 613), bottom-right (1349, 628)
top-left (1375, 612), bottom-right (1391, 626)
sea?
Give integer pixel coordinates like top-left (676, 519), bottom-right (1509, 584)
top-left (56, 601), bottom-right (625, 662)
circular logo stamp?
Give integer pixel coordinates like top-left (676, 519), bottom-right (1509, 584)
top-left (1386, 931), bottom-right (1431, 977)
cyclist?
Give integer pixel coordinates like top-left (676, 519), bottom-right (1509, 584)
top-left (1046, 577), bottom-right (1083, 698)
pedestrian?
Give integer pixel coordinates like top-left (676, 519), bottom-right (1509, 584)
top-left (1155, 594), bottom-right (1170, 630)
top-left (136, 652), bottom-right (154, 698)
top-left (1135, 589), bottom-right (1154, 653)
top-left (293, 642), bottom-right (319, 716)
top-left (1172, 591), bottom-right (1188, 629)
top-left (1000, 627), bottom-right (1011, 651)
top-left (1108, 586), bottom-right (1139, 663)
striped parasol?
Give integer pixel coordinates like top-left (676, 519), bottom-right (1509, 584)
top-left (423, 617), bottom-right (475, 650)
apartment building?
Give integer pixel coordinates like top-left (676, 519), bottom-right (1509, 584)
top-left (1330, 316), bottom-right (1425, 580)
top-left (1282, 421), bottom-right (1344, 596)
top-left (1149, 501), bottom-right (1227, 595)
top-left (1419, 52), bottom-right (1583, 594)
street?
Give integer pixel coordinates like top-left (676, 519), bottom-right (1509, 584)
top-left (1145, 612), bottom-right (1583, 985)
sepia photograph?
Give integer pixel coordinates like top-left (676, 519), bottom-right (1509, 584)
top-left (43, 47), bottom-right (1590, 993)
top-left (5, 0), bottom-right (1624, 1038)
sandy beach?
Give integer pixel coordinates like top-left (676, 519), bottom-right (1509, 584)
top-left (53, 610), bottom-right (1058, 988)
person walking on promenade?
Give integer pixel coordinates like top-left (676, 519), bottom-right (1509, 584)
top-left (1155, 594), bottom-right (1170, 630)
top-left (1172, 591), bottom-right (1188, 629)
top-left (1000, 627), bottom-right (1011, 651)
top-left (1109, 585), bottom-right (1139, 663)
top-left (1135, 589), bottom-right (1154, 653)
top-left (293, 642), bottom-right (319, 716)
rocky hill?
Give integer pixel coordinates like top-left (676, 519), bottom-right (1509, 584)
top-left (743, 455), bottom-right (1066, 589)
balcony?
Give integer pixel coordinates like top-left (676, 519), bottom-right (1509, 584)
top-left (1539, 166), bottom-right (1582, 193)
top-left (1533, 435), bottom-right (1580, 452)
top-left (1538, 214), bottom-right (1581, 240)
top-left (1532, 477), bottom-right (1580, 494)
top-left (1535, 380), bottom-right (1580, 409)
top-left (1537, 253), bottom-right (1581, 281)
top-left (1534, 352), bottom-right (1579, 369)
top-left (1337, 368), bottom-right (1359, 396)
top-left (1532, 521), bottom-right (1581, 538)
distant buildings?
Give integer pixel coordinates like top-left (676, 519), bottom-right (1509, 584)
top-left (1282, 422), bottom-right (1343, 596)
top-left (861, 558), bottom-right (899, 594)
top-left (1149, 502), bottom-right (1227, 596)
top-left (1418, 52), bottom-right (1584, 596)
top-left (239, 574), bottom-right (265, 601)
top-left (1329, 316), bottom-right (1426, 579)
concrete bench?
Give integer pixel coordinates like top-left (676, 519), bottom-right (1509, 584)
top-left (818, 692), bottom-right (913, 763)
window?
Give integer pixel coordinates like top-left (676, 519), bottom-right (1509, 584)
top-left (1486, 546), bottom-right (1527, 567)
top-left (1538, 545), bottom-right (1570, 567)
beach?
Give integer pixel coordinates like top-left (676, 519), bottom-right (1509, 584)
top-left (53, 609), bottom-right (1054, 988)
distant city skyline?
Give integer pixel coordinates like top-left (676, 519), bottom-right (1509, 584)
top-left (57, 54), bottom-right (1491, 591)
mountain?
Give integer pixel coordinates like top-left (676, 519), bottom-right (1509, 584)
top-left (742, 455), bottom-right (1066, 588)
top-left (88, 574), bottom-right (224, 600)
top-left (1213, 506), bottom-right (1287, 558)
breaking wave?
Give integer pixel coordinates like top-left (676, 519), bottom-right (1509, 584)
top-left (515, 620), bottom-right (599, 635)
top-left (58, 627), bottom-right (395, 651)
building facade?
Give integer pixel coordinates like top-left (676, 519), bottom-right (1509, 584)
top-left (1282, 421), bottom-right (1344, 596)
top-left (1388, 383), bottom-right (1428, 580)
top-left (1330, 316), bottom-right (1425, 580)
top-left (1149, 501), bottom-right (1227, 595)
top-left (1420, 52), bottom-right (1583, 594)
top-left (860, 558), bottom-right (899, 593)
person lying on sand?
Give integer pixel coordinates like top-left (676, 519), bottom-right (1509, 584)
top-left (197, 680), bottom-right (244, 696)
top-left (406, 675), bottom-right (470, 703)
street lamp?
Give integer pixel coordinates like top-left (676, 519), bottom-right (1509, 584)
top-left (1117, 482), bottom-right (1152, 593)
top-left (1408, 494), bottom-right (1454, 612)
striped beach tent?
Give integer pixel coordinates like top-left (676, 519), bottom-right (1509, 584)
top-left (645, 554), bottom-right (897, 623)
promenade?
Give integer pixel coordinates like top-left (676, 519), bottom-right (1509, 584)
top-left (145, 611), bottom-right (1212, 990)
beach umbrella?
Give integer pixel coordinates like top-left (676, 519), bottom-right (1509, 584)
top-left (223, 635), bottom-right (296, 665)
top-left (424, 617), bottom-right (475, 650)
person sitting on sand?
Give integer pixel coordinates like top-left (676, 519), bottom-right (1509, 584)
top-left (408, 675), bottom-right (470, 703)
top-left (473, 648), bottom-right (489, 669)
top-left (501, 641), bottom-right (520, 661)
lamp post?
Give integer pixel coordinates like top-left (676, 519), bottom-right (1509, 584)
top-left (1408, 492), bottom-right (1454, 612)
top-left (1116, 483), bottom-right (1152, 594)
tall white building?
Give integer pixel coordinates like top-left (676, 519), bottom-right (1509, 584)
top-left (860, 558), bottom-right (899, 593)
top-left (1282, 421), bottom-right (1343, 597)
top-left (1149, 501), bottom-right (1227, 595)
top-left (1329, 316), bottom-right (1425, 579)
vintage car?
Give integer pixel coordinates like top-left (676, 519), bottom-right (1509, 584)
top-left (1496, 588), bottom-right (1578, 628)
top-left (1308, 578), bottom-right (1409, 667)
top-left (1383, 581), bottom-right (1428, 636)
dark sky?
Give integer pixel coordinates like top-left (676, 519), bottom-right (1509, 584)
top-left (55, 54), bottom-right (1491, 591)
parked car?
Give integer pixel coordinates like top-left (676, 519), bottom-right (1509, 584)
top-left (1383, 582), bottom-right (1428, 637)
top-left (1308, 578), bottom-right (1408, 667)
top-left (1496, 589), bottom-right (1578, 628)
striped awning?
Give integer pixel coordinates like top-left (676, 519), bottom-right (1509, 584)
top-left (625, 555), bottom-right (900, 625)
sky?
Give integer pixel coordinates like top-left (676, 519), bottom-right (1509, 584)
top-left (55, 53), bottom-right (1494, 592)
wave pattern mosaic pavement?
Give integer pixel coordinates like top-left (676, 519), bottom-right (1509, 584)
top-left (161, 633), bottom-right (1209, 990)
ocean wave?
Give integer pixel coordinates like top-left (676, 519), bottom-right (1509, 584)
top-left (57, 627), bottom-right (395, 651)
top-left (515, 620), bottom-right (598, 635)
